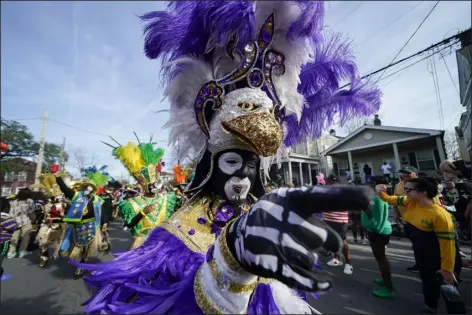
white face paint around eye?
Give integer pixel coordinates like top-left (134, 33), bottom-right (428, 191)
top-left (218, 152), bottom-right (244, 175)
top-left (224, 177), bottom-right (251, 201)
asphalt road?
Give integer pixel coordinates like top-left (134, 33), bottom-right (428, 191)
top-left (1, 222), bottom-right (471, 314)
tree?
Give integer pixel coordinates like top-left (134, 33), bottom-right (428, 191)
top-left (444, 130), bottom-right (460, 160)
top-left (0, 119), bottom-right (68, 172)
top-left (71, 148), bottom-right (98, 174)
top-left (342, 117), bottom-right (374, 134)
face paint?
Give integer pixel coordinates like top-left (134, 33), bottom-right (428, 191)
top-left (218, 152), bottom-right (244, 175)
top-left (211, 149), bottom-right (259, 203)
top-left (224, 177), bottom-right (251, 201)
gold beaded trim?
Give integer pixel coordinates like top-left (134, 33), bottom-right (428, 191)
top-left (218, 226), bottom-right (247, 274)
top-left (208, 259), bottom-right (257, 294)
top-left (194, 266), bottom-right (223, 314)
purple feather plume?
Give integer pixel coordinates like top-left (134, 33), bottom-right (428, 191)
top-left (283, 31), bottom-right (381, 146)
top-left (288, 1), bottom-right (325, 40)
top-left (140, 1), bottom-right (256, 62)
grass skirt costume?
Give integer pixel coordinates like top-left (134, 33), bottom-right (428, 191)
top-left (75, 1), bottom-right (381, 313)
top-left (107, 139), bottom-right (179, 249)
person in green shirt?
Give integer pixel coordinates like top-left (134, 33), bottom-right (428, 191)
top-left (362, 176), bottom-right (395, 299)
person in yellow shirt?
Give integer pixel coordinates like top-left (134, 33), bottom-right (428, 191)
top-left (376, 178), bottom-right (463, 314)
top-left (393, 166), bottom-right (418, 219)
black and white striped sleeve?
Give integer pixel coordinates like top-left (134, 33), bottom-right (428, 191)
top-left (226, 185), bottom-right (374, 292)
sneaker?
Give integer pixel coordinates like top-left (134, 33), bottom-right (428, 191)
top-left (344, 263), bottom-right (354, 275)
top-left (372, 287), bottom-right (396, 299)
top-left (407, 265), bottom-right (419, 273)
top-left (350, 239), bottom-right (358, 244)
top-left (361, 239), bottom-right (368, 245)
top-left (7, 253), bottom-right (16, 259)
top-left (459, 251), bottom-right (467, 258)
top-left (123, 227), bottom-right (128, 231)
top-left (327, 258), bottom-right (343, 267)
top-left (374, 278), bottom-right (384, 286)
top-left (18, 251), bottom-right (32, 258)
top-left (463, 261), bottom-right (472, 269)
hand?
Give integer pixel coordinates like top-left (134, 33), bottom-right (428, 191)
top-left (53, 171), bottom-right (60, 178)
top-left (375, 184), bottom-right (387, 193)
top-left (439, 269), bottom-right (457, 285)
top-left (226, 185), bottom-right (374, 293)
top-left (143, 205), bottom-right (153, 214)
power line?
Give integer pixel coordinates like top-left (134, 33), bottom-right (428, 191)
top-left (331, 1), bottom-right (365, 28)
top-left (374, 1), bottom-right (440, 84)
top-left (337, 27), bottom-right (466, 90)
top-left (1, 116), bottom-right (167, 143)
top-left (354, 1), bottom-right (425, 48)
top-left (438, 50), bottom-right (460, 96)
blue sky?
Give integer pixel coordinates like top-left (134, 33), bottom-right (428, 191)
top-left (1, 1), bottom-right (471, 179)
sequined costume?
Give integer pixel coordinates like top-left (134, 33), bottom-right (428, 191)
top-left (76, 1), bottom-right (381, 313)
top-left (106, 138), bottom-right (178, 249)
top-left (57, 166), bottom-right (110, 278)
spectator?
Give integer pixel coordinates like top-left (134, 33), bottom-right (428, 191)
top-left (381, 162), bottom-right (392, 180)
top-left (1, 197), bottom-right (18, 278)
top-left (7, 188), bottom-right (34, 258)
top-left (377, 178), bottom-right (464, 314)
top-left (363, 164), bottom-right (372, 183)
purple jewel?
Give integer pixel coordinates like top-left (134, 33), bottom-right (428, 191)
top-left (262, 30), bottom-right (271, 42)
top-left (196, 96), bottom-right (203, 104)
top-left (311, 292), bottom-right (321, 300)
top-left (268, 53), bottom-right (276, 62)
top-left (188, 228), bottom-right (195, 235)
top-left (202, 87), bottom-right (210, 97)
top-left (249, 70), bottom-right (263, 87)
top-left (197, 216), bottom-right (207, 224)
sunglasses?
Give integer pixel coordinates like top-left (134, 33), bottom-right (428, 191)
top-left (404, 187), bottom-right (417, 193)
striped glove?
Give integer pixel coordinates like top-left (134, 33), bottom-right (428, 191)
top-left (225, 185), bottom-right (374, 292)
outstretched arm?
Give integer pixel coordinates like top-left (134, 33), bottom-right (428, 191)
top-left (55, 176), bottom-right (75, 200)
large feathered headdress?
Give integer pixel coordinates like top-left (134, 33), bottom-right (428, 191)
top-left (111, 140), bottom-right (165, 187)
top-left (80, 166), bottom-right (111, 191)
top-left (141, 1), bottom-right (381, 193)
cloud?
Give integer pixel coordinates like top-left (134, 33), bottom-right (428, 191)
top-left (1, 1), bottom-right (470, 180)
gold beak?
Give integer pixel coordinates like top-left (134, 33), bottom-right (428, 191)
top-left (221, 112), bottom-right (283, 157)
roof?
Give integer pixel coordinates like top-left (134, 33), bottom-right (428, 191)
top-left (323, 125), bottom-right (443, 155)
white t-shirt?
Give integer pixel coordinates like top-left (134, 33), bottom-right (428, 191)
top-left (381, 164), bottom-right (392, 174)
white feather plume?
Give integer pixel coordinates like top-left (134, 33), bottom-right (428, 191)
top-left (163, 57), bottom-right (214, 160)
top-left (270, 281), bottom-right (313, 314)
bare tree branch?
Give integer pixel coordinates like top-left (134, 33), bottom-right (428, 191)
top-left (342, 117), bottom-right (374, 134)
top-left (444, 130), bottom-right (461, 160)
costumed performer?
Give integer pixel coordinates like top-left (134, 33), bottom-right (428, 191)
top-left (35, 173), bottom-right (67, 268)
top-left (55, 166), bottom-right (110, 279)
top-left (107, 138), bottom-right (178, 249)
top-left (173, 164), bottom-right (192, 209)
top-left (77, 1), bottom-right (382, 314)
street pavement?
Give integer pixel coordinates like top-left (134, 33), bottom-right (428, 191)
top-left (1, 222), bottom-right (471, 314)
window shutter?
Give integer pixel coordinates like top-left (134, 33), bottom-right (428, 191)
top-left (408, 152), bottom-right (418, 168)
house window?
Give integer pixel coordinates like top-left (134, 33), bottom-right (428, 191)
top-left (1, 187), bottom-right (11, 197)
top-left (15, 187), bottom-right (26, 194)
top-left (4, 172), bottom-right (14, 182)
top-left (17, 171), bottom-right (27, 182)
top-left (416, 151), bottom-right (436, 171)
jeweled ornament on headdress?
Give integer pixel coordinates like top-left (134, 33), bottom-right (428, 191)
top-left (142, 1), bottom-right (381, 178)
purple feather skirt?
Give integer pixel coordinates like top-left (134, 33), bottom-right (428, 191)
top-left (73, 227), bottom-right (289, 314)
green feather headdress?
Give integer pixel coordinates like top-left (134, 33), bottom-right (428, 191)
top-left (81, 166), bottom-right (111, 189)
top-left (111, 140), bottom-right (165, 186)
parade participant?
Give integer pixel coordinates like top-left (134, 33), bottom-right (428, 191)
top-left (376, 178), bottom-right (464, 314)
top-left (35, 173), bottom-right (67, 267)
top-left (55, 166), bottom-right (110, 279)
top-left (173, 164), bottom-right (191, 209)
top-left (1, 197), bottom-right (18, 278)
top-left (110, 140), bottom-right (177, 249)
top-left (362, 176), bottom-right (395, 299)
top-left (76, 2), bottom-right (381, 313)
top-left (7, 188), bottom-right (34, 258)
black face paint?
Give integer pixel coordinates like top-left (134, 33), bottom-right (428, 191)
top-left (211, 149), bottom-right (259, 203)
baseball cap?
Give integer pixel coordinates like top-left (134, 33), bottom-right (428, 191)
top-left (399, 166), bottom-right (418, 173)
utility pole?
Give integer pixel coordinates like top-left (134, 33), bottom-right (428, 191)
top-left (60, 137), bottom-right (66, 171)
top-left (34, 110), bottom-right (49, 186)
